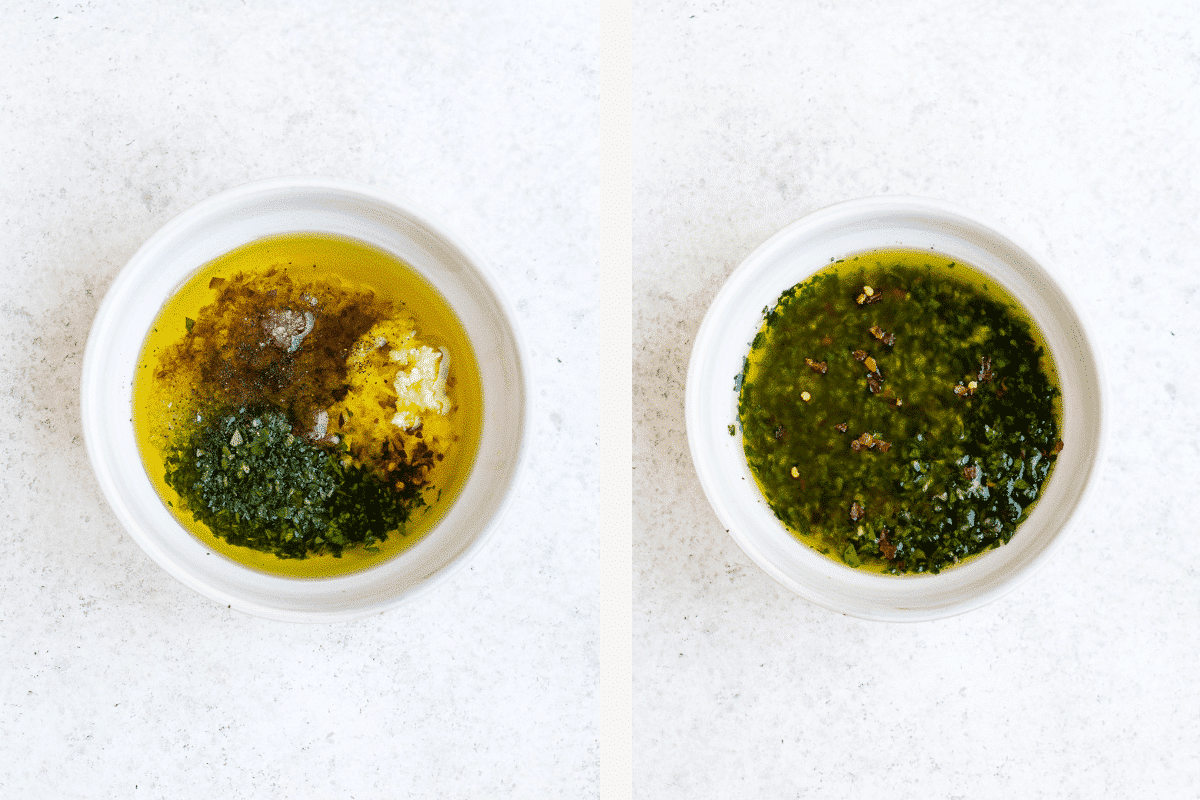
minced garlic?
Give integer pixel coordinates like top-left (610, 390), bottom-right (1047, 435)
top-left (390, 344), bottom-right (451, 421)
top-left (328, 313), bottom-right (456, 470)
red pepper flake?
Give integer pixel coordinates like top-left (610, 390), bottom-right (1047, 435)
top-left (978, 356), bottom-right (995, 382)
top-left (878, 528), bottom-right (896, 560)
top-left (869, 325), bottom-right (896, 346)
top-left (849, 501), bottom-right (865, 522)
top-left (853, 349), bottom-right (884, 392)
top-left (855, 289), bottom-right (884, 306)
top-left (963, 464), bottom-right (978, 481)
top-left (804, 357), bottom-right (828, 374)
top-left (851, 431), bottom-right (890, 452)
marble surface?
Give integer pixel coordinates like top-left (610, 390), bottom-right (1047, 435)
top-left (635, 1), bottom-right (1200, 797)
top-left (0, 1), bottom-right (596, 797)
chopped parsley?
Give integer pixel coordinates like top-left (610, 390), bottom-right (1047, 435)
top-left (163, 409), bottom-right (424, 559)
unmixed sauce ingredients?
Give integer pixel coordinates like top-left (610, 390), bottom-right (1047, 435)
top-left (737, 250), bottom-right (1062, 574)
top-left (134, 235), bottom-right (482, 577)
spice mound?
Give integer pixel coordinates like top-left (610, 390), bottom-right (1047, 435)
top-left (736, 250), bottom-right (1062, 575)
top-left (150, 266), bottom-right (460, 561)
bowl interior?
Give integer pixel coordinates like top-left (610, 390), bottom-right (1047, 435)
top-left (686, 197), bottom-right (1103, 621)
top-left (82, 178), bottom-right (530, 622)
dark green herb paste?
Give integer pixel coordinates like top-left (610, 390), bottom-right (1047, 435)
top-left (737, 250), bottom-right (1062, 574)
top-left (163, 410), bottom-right (424, 559)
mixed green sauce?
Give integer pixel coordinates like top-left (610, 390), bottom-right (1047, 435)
top-left (737, 250), bottom-right (1062, 574)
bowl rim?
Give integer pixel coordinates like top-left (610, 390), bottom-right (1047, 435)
top-left (685, 195), bottom-right (1107, 621)
top-left (81, 175), bottom-right (534, 622)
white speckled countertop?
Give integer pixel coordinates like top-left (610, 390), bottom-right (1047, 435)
top-left (635, 1), bottom-right (1200, 797)
top-left (0, 1), bottom-right (596, 797)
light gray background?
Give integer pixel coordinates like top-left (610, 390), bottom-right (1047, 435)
top-left (1, 1), bottom-right (597, 797)
top-left (635, 1), bottom-right (1199, 797)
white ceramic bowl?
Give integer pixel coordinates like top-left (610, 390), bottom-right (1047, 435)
top-left (686, 196), bottom-right (1105, 621)
top-left (82, 177), bottom-right (531, 622)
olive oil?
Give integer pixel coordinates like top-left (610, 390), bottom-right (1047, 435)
top-left (133, 234), bottom-right (483, 578)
